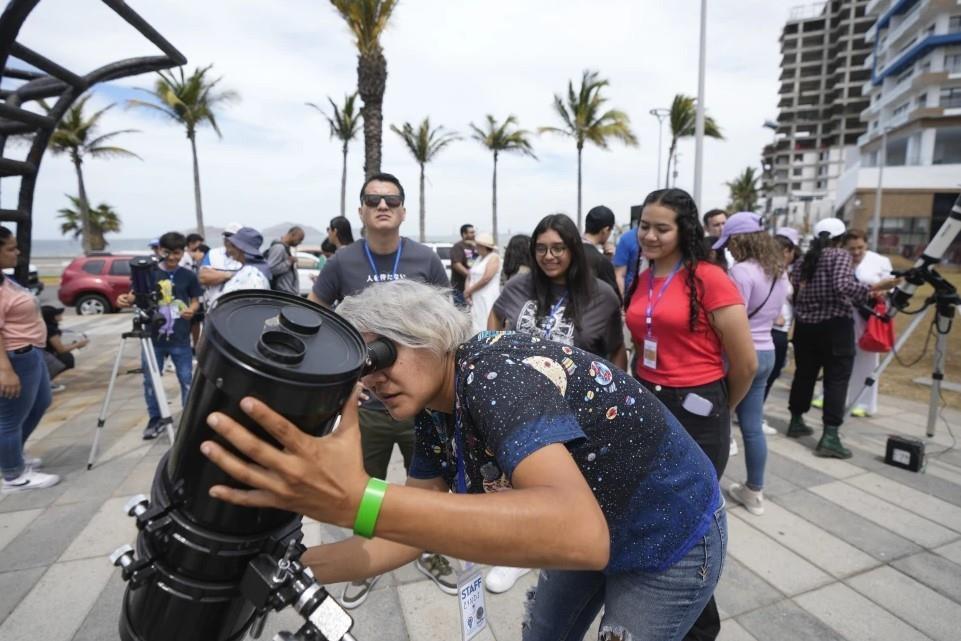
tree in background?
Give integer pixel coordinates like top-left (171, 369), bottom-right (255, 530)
top-left (726, 167), bottom-right (761, 212)
top-left (390, 118), bottom-right (460, 242)
top-left (128, 65), bottom-right (238, 234)
top-left (470, 114), bottom-right (537, 245)
top-left (330, 0), bottom-right (399, 179)
top-left (57, 195), bottom-right (121, 251)
top-left (308, 93), bottom-right (362, 217)
top-left (540, 69), bottom-right (637, 228)
top-left (45, 94), bottom-right (139, 254)
top-left (666, 93), bottom-right (723, 188)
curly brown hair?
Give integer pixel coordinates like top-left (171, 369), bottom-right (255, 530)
top-left (727, 231), bottom-right (784, 280)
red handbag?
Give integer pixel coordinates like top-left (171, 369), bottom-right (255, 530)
top-left (858, 299), bottom-right (895, 353)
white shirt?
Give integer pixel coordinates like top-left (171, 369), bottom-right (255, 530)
top-left (201, 246), bottom-right (243, 306)
top-left (854, 250), bottom-right (892, 286)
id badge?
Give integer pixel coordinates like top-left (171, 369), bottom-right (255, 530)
top-left (643, 338), bottom-right (658, 370)
top-left (457, 565), bottom-right (488, 641)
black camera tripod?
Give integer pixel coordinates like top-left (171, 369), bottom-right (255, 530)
top-left (86, 309), bottom-right (176, 469)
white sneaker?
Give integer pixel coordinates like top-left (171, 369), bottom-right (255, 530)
top-left (484, 566), bottom-right (530, 594)
top-left (728, 483), bottom-right (764, 516)
top-left (729, 437), bottom-right (739, 457)
top-left (762, 420), bottom-right (777, 435)
top-left (24, 456), bottom-right (42, 469)
top-left (2, 469), bottom-right (60, 493)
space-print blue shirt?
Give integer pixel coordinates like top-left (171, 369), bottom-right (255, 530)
top-left (409, 331), bottom-right (720, 574)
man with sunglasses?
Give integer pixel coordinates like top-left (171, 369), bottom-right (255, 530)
top-left (309, 172), bottom-right (455, 607)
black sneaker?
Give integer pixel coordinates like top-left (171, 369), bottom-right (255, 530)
top-left (415, 553), bottom-right (458, 595)
top-left (142, 419), bottom-right (164, 441)
top-left (340, 575), bottom-right (380, 609)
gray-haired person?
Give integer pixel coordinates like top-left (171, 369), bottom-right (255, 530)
top-left (307, 172), bottom-right (454, 607)
top-left (200, 279), bottom-right (725, 641)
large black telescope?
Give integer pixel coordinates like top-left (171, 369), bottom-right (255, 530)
top-left (112, 291), bottom-right (392, 641)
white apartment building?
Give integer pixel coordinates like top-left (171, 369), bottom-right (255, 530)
top-left (836, 0), bottom-right (961, 260)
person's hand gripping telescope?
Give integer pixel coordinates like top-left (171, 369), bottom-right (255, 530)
top-left (200, 384), bottom-right (370, 527)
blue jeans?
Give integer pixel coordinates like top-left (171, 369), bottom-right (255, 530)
top-left (0, 348), bottom-right (51, 479)
top-left (522, 505), bottom-right (727, 641)
top-left (142, 343), bottom-right (193, 421)
top-left (735, 349), bottom-right (776, 489)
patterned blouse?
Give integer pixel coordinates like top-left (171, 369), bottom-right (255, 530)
top-left (791, 247), bottom-right (870, 324)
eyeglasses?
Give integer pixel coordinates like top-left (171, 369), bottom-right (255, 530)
top-left (534, 244), bottom-right (569, 257)
top-left (362, 193), bottom-right (403, 208)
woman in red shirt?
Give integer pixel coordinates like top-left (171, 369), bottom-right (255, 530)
top-left (625, 188), bottom-right (756, 641)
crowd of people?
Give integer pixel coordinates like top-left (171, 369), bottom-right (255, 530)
top-left (0, 170), bottom-right (902, 640)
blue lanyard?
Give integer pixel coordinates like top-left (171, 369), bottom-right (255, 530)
top-left (645, 259), bottom-right (683, 338)
top-left (363, 239), bottom-right (404, 281)
top-left (541, 292), bottom-right (568, 338)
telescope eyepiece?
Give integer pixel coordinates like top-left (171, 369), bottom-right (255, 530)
top-left (365, 338), bottom-right (397, 374)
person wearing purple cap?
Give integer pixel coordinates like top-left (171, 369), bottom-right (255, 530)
top-left (712, 213), bottom-right (789, 516)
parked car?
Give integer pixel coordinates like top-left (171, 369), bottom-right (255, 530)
top-left (424, 242), bottom-right (453, 281)
top-left (2, 263), bottom-right (42, 295)
top-left (58, 254), bottom-right (136, 315)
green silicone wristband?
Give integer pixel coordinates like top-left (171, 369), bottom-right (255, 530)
top-left (353, 478), bottom-right (389, 538)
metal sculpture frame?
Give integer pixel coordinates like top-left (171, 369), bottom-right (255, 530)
top-left (0, 0), bottom-right (186, 282)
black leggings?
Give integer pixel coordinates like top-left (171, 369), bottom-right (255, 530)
top-left (788, 317), bottom-right (856, 428)
top-left (764, 329), bottom-right (789, 400)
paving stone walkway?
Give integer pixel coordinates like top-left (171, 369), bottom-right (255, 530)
top-left (1, 312), bottom-right (960, 641)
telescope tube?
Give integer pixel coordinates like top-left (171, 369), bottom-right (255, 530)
top-left (117, 291), bottom-right (369, 641)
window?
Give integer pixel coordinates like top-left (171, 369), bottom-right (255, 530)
top-left (916, 93), bottom-right (927, 108)
top-left (893, 101), bottom-right (911, 116)
top-left (894, 66), bottom-right (913, 85)
top-left (793, 153), bottom-right (803, 161)
top-left (816, 180), bottom-right (824, 189)
top-left (950, 15), bottom-right (961, 31)
top-left (886, 136), bottom-right (909, 166)
top-left (933, 127), bottom-right (961, 164)
top-left (109, 260), bottom-right (131, 276)
top-left (940, 87), bottom-right (961, 108)
top-left (792, 167), bottom-right (803, 176)
top-left (946, 52), bottom-right (961, 73)
top-left (81, 260), bottom-right (105, 275)
top-left (791, 182), bottom-right (802, 190)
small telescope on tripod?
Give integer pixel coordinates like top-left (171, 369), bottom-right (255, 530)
top-left (109, 290), bottom-right (396, 641)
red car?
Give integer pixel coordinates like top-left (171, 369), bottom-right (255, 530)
top-left (58, 253), bottom-right (136, 315)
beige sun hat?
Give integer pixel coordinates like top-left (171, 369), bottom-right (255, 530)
top-left (475, 232), bottom-right (497, 250)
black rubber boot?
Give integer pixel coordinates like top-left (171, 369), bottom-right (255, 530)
top-left (787, 413), bottom-right (814, 438)
top-left (815, 425), bottom-right (852, 459)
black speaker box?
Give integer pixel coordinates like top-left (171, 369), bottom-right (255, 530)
top-left (884, 435), bottom-right (925, 472)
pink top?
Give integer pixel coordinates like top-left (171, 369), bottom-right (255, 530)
top-left (0, 277), bottom-right (46, 350)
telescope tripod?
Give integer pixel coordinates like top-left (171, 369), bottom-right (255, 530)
top-left (87, 311), bottom-right (176, 470)
top-left (847, 265), bottom-right (960, 439)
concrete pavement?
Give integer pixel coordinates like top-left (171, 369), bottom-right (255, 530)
top-left (1, 311), bottom-right (960, 640)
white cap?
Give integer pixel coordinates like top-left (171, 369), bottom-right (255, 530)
top-left (813, 217), bottom-right (846, 239)
top-left (223, 222), bottom-right (244, 235)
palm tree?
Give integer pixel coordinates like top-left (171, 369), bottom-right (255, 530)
top-left (390, 118), bottom-right (460, 242)
top-left (330, 0), bottom-right (399, 179)
top-left (666, 93), bottom-right (723, 188)
top-left (470, 115), bottom-right (537, 245)
top-left (540, 69), bottom-right (638, 228)
top-left (128, 65), bottom-right (238, 233)
top-left (726, 167), bottom-right (761, 212)
top-left (58, 195), bottom-right (122, 251)
top-left (45, 94), bottom-right (140, 254)
top-left (307, 93), bottom-right (362, 216)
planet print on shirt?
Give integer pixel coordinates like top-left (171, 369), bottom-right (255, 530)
top-left (521, 356), bottom-right (568, 396)
top-left (589, 361), bottom-right (614, 386)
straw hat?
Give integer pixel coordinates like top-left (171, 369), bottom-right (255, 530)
top-left (475, 233), bottom-right (497, 250)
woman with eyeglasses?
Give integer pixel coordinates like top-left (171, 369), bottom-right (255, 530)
top-left (485, 213), bottom-right (625, 594)
top-left (327, 216), bottom-right (355, 249)
top-left (624, 188), bottom-right (756, 641)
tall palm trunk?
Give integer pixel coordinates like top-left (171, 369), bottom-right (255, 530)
top-left (666, 139), bottom-right (678, 188)
top-left (339, 140), bottom-right (349, 217)
top-left (358, 51), bottom-right (387, 179)
top-left (188, 131), bottom-right (205, 234)
top-left (576, 142), bottom-right (583, 229)
top-left (71, 151), bottom-right (92, 254)
top-left (491, 151), bottom-right (499, 245)
top-left (418, 162), bottom-right (426, 242)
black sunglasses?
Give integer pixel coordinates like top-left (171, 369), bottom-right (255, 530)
top-left (362, 193), bottom-right (403, 208)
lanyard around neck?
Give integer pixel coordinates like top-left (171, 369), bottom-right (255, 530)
top-left (363, 239), bottom-right (403, 280)
top-left (645, 259), bottom-right (683, 338)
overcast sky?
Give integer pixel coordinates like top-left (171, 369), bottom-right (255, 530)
top-left (9, 0), bottom-right (802, 240)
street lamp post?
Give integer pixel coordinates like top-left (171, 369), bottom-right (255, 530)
top-left (872, 128), bottom-right (889, 250)
top-left (693, 0), bottom-right (707, 209)
top-left (650, 107), bottom-right (670, 188)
